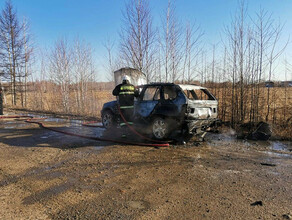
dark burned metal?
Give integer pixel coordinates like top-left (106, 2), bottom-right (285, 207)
top-left (101, 83), bottom-right (219, 140)
top-left (248, 122), bottom-right (271, 141)
top-left (260, 163), bottom-right (276, 167)
top-left (238, 122), bottom-right (272, 141)
top-left (250, 201), bottom-right (263, 206)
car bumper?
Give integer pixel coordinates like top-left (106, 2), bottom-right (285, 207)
top-left (185, 118), bottom-right (218, 134)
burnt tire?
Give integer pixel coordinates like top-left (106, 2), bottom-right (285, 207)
top-left (152, 117), bottom-right (169, 140)
top-left (102, 110), bottom-right (115, 129)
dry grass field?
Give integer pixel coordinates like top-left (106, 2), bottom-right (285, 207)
top-left (214, 87), bottom-right (292, 120)
top-left (3, 89), bottom-right (115, 117)
top-left (215, 87), bottom-right (292, 138)
top-left (2, 86), bottom-right (292, 139)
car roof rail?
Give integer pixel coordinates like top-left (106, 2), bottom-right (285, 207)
top-left (149, 82), bottom-right (175, 85)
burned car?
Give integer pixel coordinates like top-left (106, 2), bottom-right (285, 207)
top-left (101, 83), bottom-right (218, 140)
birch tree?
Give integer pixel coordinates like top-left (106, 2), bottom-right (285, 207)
top-left (182, 21), bottom-right (203, 83)
top-left (22, 17), bottom-right (33, 107)
top-left (120, 0), bottom-right (155, 82)
top-left (49, 38), bottom-right (72, 113)
top-left (72, 39), bottom-right (95, 114)
top-left (103, 38), bottom-right (120, 81)
top-left (265, 23), bottom-right (287, 121)
top-left (161, 0), bottom-right (182, 82)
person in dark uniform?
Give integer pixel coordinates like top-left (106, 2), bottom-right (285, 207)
top-left (112, 75), bottom-right (139, 127)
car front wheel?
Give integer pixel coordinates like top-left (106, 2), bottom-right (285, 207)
top-left (102, 110), bottom-right (115, 129)
top-left (152, 117), bottom-right (169, 140)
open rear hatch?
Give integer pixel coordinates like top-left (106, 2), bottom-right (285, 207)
top-left (178, 85), bottom-right (218, 120)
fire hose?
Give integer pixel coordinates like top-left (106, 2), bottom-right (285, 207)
top-left (0, 115), bottom-right (169, 147)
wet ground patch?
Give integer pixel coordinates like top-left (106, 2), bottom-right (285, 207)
top-left (0, 113), bottom-right (292, 219)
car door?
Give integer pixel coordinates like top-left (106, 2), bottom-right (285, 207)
top-left (155, 85), bottom-right (180, 117)
top-left (135, 86), bottom-right (162, 118)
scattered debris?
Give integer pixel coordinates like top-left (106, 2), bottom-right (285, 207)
top-left (248, 122), bottom-right (272, 141)
top-left (260, 163), bottom-right (276, 167)
top-left (238, 122), bottom-right (272, 141)
top-left (282, 213), bottom-right (291, 219)
top-left (250, 201), bottom-right (263, 206)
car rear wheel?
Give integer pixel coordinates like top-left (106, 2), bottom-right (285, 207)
top-left (102, 110), bottom-right (115, 129)
top-left (152, 117), bottom-right (168, 140)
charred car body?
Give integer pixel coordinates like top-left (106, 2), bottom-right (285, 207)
top-left (101, 82), bottom-right (218, 140)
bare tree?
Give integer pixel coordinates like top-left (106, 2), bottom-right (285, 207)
top-left (119, 0), bottom-right (156, 82)
top-left (72, 38), bottom-right (95, 114)
top-left (224, 0), bottom-right (256, 125)
top-left (210, 44), bottom-right (217, 95)
top-left (22, 17), bottom-right (33, 107)
top-left (182, 21), bottom-right (203, 83)
top-left (103, 38), bottom-right (119, 81)
top-left (160, 0), bottom-right (183, 83)
top-left (198, 50), bottom-right (207, 85)
top-left (30, 51), bottom-right (46, 111)
top-left (252, 8), bottom-right (277, 122)
top-left (49, 38), bottom-right (72, 113)
top-left (264, 23), bottom-right (287, 121)
top-left (221, 0), bottom-right (289, 128)
top-left (38, 51), bottom-right (47, 110)
top-left (283, 59), bottom-right (291, 124)
top-left (0, 0), bottom-right (25, 105)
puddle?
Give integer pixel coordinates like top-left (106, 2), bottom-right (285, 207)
top-left (40, 131), bottom-right (63, 139)
top-left (271, 141), bottom-right (290, 151)
top-left (17, 113), bottom-right (84, 127)
top-left (264, 141), bottom-right (292, 158)
top-left (206, 133), bottom-right (292, 160)
top-left (44, 118), bottom-right (66, 123)
top-left (4, 126), bottom-right (15, 129)
top-left (70, 119), bottom-right (83, 126)
top-left (93, 146), bottom-right (104, 151)
top-left (1, 114), bottom-right (106, 147)
top-left (241, 139), bottom-right (291, 153)
top-left (206, 132), bottom-right (237, 143)
top-left (44, 118), bottom-right (83, 127)
top-left (264, 151), bottom-right (292, 158)
top-left (1, 121), bottom-right (30, 129)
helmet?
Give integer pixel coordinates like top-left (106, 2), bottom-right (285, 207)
top-left (122, 75), bottom-right (130, 83)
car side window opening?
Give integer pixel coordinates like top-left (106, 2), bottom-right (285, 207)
top-left (183, 90), bottom-right (198, 100)
top-left (183, 89), bottom-right (215, 100)
top-left (143, 87), bottom-right (161, 101)
top-left (163, 86), bottom-right (177, 100)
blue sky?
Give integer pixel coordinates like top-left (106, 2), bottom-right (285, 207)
top-left (0, 0), bottom-right (291, 81)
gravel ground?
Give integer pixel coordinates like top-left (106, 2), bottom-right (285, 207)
top-left (0, 115), bottom-right (292, 220)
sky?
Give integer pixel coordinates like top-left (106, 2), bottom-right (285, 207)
top-left (0, 0), bottom-right (291, 81)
